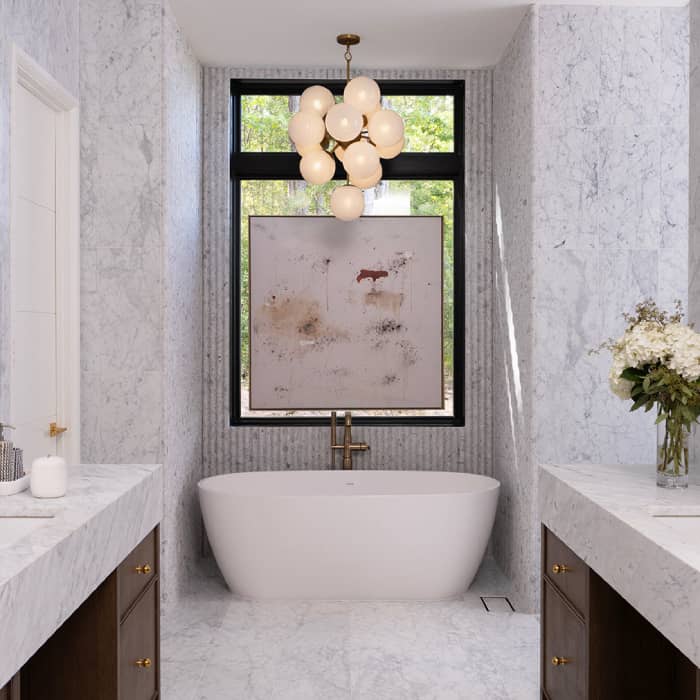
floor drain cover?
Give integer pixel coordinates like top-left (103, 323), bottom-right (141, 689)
top-left (480, 596), bottom-right (515, 612)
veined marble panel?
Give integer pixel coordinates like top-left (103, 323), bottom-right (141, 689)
top-left (661, 6), bottom-right (690, 127)
top-left (534, 126), bottom-right (598, 250)
top-left (162, 0), bottom-right (204, 608)
top-left (597, 126), bottom-right (661, 250)
top-left (537, 6), bottom-right (601, 128)
top-left (79, 0), bottom-right (204, 611)
top-left (493, 9), bottom-right (538, 613)
top-left (79, 0), bottom-right (165, 466)
top-left (691, 0), bottom-right (700, 331)
top-left (661, 125), bottom-right (690, 251)
top-left (599, 7), bottom-right (661, 127)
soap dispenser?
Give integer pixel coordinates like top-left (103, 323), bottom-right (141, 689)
top-left (0, 423), bottom-right (15, 481)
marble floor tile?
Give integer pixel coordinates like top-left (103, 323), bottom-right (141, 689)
top-left (162, 556), bottom-right (539, 700)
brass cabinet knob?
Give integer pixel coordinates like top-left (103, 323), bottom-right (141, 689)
top-left (135, 563), bottom-right (152, 575)
top-left (135, 658), bottom-right (152, 669)
top-left (551, 656), bottom-right (570, 667)
top-left (49, 422), bottom-right (68, 438)
top-left (551, 563), bottom-right (571, 575)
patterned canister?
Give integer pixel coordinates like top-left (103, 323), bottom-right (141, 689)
top-left (12, 448), bottom-right (24, 480)
top-left (0, 423), bottom-right (16, 482)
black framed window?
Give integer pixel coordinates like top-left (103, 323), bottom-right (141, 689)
top-left (230, 79), bottom-right (465, 427)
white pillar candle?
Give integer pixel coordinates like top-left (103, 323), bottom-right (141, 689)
top-left (30, 455), bottom-right (67, 498)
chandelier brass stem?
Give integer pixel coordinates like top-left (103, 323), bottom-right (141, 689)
top-left (337, 34), bottom-right (360, 83)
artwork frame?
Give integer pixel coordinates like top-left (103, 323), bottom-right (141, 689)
top-left (248, 215), bottom-right (445, 411)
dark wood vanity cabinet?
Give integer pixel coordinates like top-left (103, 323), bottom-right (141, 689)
top-left (542, 526), bottom-right (700, 700)
top-left (18, 527), bottom-right (160, 700)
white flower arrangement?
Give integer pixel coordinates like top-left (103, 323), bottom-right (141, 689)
top-left (609, 320), bottom-right (700, 400)
top-left (599, 300), bottom-right (700, 482)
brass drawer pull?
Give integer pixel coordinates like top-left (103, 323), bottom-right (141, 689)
top-left (551, 563), bottom-right (571, 575)
top-left (135, 658), bottom-right (152, 669)
top-left (135, 564), bottom-right (152, 575)
top-left (551, 656), bottom-right (570, 667)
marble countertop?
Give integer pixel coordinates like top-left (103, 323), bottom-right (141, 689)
top-left (0, 463), bottom-right (162, 687)
top-left (540, 463), bottom-right (700, 667)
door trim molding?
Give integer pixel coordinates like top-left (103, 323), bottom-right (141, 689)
top-left (10, 45), bottom-right (81, 465)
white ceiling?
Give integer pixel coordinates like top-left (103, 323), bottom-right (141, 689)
top-left (169, 0), bottom-right (688, 70)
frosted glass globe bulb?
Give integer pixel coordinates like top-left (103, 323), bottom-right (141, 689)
top-left (350, 164), bottom-right (382, 189)
top-left (299, 85), bottom-right (335, 117)
top-left (288, 110), bottom-right (325, 147)
top-left (376, 137), bottom-right (404, 159)
top-left (296, 142), bottom-right (322, 157)
top-left (344, 77), bottom-right (381, 115)
top-left (331, 185), bottom-right (364, 221)
top-left (325, 103), bottom-right (363, 143)
top-left (300, 150), bottom-right (335, 185)
top-left (368, 109), bottom-right (404, 148)
top-left (342, 140), bottom-right (380, 180)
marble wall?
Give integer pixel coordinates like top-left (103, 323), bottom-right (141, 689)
top-left (162, 0), bottom-right (204, 602)
top-left (202, 67), bottom-right (493, 479)
top-left (493, 4), bottom-right (690, 613)
top-left (80, 0), bottom-right (203, 607)
top-left (691, 0), bottom-right (700, 330)
top-left (532, 5), bottom-right (689, 468)
top-left (0, 0), bottom-right (80, 420)
top-left (80, 0), bottom-right (165, 464)
top-left (492, 9), bottom-right (538, 614)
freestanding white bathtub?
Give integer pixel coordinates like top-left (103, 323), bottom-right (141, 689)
top-left (198, 470), bottom-right (499, 600)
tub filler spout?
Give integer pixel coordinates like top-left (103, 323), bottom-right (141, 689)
top-left (330, 411), bottom-right (369, 469)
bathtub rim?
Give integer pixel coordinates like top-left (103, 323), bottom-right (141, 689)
top-left (198, 469), bottom-right (500, 498)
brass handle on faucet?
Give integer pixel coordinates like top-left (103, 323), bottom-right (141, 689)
top-left (330, 411), bottom-right (369, 469)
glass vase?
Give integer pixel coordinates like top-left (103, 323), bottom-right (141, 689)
top-left (656, 418), bottom-right (692, 489)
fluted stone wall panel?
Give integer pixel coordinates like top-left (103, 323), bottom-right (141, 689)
top-left (202, 67), bottom-right (493, 477)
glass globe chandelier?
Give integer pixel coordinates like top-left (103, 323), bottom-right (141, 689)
top-left (288, 34), bottom-right (405, 222)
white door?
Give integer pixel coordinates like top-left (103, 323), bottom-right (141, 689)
top-left (10, 83), bottom-right (61, 465)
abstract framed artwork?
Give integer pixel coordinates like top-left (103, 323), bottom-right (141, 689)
top-left (249, 216), bottom-right (443, 410)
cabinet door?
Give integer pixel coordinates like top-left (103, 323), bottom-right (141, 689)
top-left (20, 574), bottom-right (119, 700)
top-left (119, 529), bottom-right (158, 619)
top-left (544, 528), bottom-right (588, 618)
top-left (543, 579), bottom-right (587, 700)
top-left (119, 581), bottom-right (158, 700)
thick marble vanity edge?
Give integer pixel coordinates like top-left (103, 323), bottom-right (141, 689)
top-left (540, 463), bottom-right (700, 667)
top-left (0, 463), bottom-right (163, 687)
